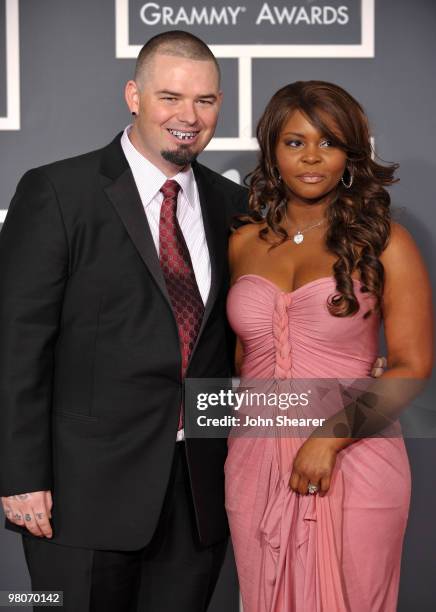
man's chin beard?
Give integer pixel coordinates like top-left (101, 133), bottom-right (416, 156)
top-left (161, 146), bottom-right (198, 167)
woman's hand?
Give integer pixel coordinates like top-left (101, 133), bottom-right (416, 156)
top-left (289, 437), bottom-right (340, 496)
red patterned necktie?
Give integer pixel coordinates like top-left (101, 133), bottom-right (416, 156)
top-left (159, 179), bottom-right (204, 427)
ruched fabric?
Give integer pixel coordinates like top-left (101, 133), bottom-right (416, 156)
top-left (225, 275), bottom-right (410, 612)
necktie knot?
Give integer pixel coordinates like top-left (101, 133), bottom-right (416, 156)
top-left (160, 179), bottom-right (181, 201)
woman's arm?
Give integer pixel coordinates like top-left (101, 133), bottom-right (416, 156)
top-left (330, 222), bottom-right (433, 449)
top-left (380, 222), bottom-right (433, 378)
top-left (289, 222), bottom-right (434, 495)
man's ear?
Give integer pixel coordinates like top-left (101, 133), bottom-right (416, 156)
top-left (125, 80), bottom-right (140, 115)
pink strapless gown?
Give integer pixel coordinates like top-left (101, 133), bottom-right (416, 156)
top-left (225, 275), bottom-right (411, 612)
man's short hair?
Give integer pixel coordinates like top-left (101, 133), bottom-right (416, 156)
top-left (134, 30), bottom-right (221, 87)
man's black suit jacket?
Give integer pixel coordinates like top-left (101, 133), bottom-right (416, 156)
top-left (0, 133), bottom-right (248, 550)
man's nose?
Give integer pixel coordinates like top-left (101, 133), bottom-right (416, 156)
top-left (177, 101), bottom-right (198, 125)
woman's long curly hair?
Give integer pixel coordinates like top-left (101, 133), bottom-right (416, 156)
top-left (245, 80), bottom-right (398, 317)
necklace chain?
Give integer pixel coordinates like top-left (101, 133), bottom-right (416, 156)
top-left (284, 209), bottom-right (325, 245)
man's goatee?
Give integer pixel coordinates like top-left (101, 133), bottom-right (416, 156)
top-left (161, 148), bottom-right (198, 167)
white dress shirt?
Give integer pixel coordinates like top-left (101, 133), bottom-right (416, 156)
top-left (121, 126), bottom-right (211, 441)
top-left (120, 125), bottom-right (211, 305)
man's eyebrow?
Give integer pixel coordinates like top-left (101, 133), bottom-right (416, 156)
top-left (155, 90), bottom-right (182, 96)
top-left (155, 90), bottom-right (218, 100)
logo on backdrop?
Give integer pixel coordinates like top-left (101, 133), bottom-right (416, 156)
top-left (116, 0), bottom-right (374, 150)
top-left (138, 4), bottom-right (350, 27)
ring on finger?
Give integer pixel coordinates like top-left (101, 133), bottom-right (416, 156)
top-left (307, 483), bottom-right (319, 495)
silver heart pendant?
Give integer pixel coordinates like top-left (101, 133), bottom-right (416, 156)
top-left (293, 232), bottom-right (304, 245)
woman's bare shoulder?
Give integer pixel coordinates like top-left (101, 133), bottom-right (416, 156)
top-left (229, 222), bottom-right (266, 269)
top-left (231, 220), bottom-right (264, 238)
top-left (381, 221), bottom-right (430, 289)
top-left (230, 221), bottom-right (264, 249)
top-left (381, 221), bottom-right (420, 264)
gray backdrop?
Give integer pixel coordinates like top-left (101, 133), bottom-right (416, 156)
top-left (0, 0), bottom-right (435, 610)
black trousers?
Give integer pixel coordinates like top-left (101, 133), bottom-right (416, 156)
top-left (22, 443), bottom-right (228, 612)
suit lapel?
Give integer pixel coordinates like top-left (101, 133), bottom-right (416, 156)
top-left (100, 137), bottom-right (228, 360)
top-left (101, 135), bottom-right (172, 306)
top-left (192, 162), bottom-right (228, 344)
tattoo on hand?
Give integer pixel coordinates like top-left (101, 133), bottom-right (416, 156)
top-left (35, 513), bottom-right (44, 520)
top-left (24, 514), bottom-right (32, 522)
top-left (14, 513), bottom-right (22, 521)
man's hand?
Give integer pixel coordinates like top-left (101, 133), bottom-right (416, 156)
top-left (371, 356), bottom-right (387, 378)
top-left (1, 491), bottom-right (53, 538)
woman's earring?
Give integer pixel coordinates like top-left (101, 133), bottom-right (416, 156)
top-left (131, 111), bottom-right (137, 116)
top-left (341, 168), bottom-right (353, 189)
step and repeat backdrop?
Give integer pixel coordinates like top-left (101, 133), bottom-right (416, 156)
top-left (1, 1), bottom-right (435, 610)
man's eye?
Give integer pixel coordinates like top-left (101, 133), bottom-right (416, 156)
top-left (161, 97), bottom-right (177, 102)
top-left (197, 99), bottom-right (213, 105)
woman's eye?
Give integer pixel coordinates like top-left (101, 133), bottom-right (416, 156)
top-left (320, 139), bottom-right (333, 147)
top-left (285, 140), bottom-right (302, 147)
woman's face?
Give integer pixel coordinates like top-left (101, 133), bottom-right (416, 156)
top-left (275, 109), bottom-right (347, 204)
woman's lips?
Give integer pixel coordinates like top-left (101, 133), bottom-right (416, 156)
top-left (296, 174), bottom-right (326, 184)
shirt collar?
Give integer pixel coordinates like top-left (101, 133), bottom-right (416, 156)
top-left (121, 125), bottom-right (196, 209)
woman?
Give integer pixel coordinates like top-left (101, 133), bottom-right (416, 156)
top-left (225, 81), bottom-right (433, 612)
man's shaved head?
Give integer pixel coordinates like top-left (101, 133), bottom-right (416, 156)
top-left (134, 30), bottom-right (221, 89)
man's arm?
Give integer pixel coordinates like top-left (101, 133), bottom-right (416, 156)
top-left (0, 169), bottom-right (69, 534)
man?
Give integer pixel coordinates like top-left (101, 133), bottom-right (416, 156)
top-left (0, 31), bottom-right (247, 612)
